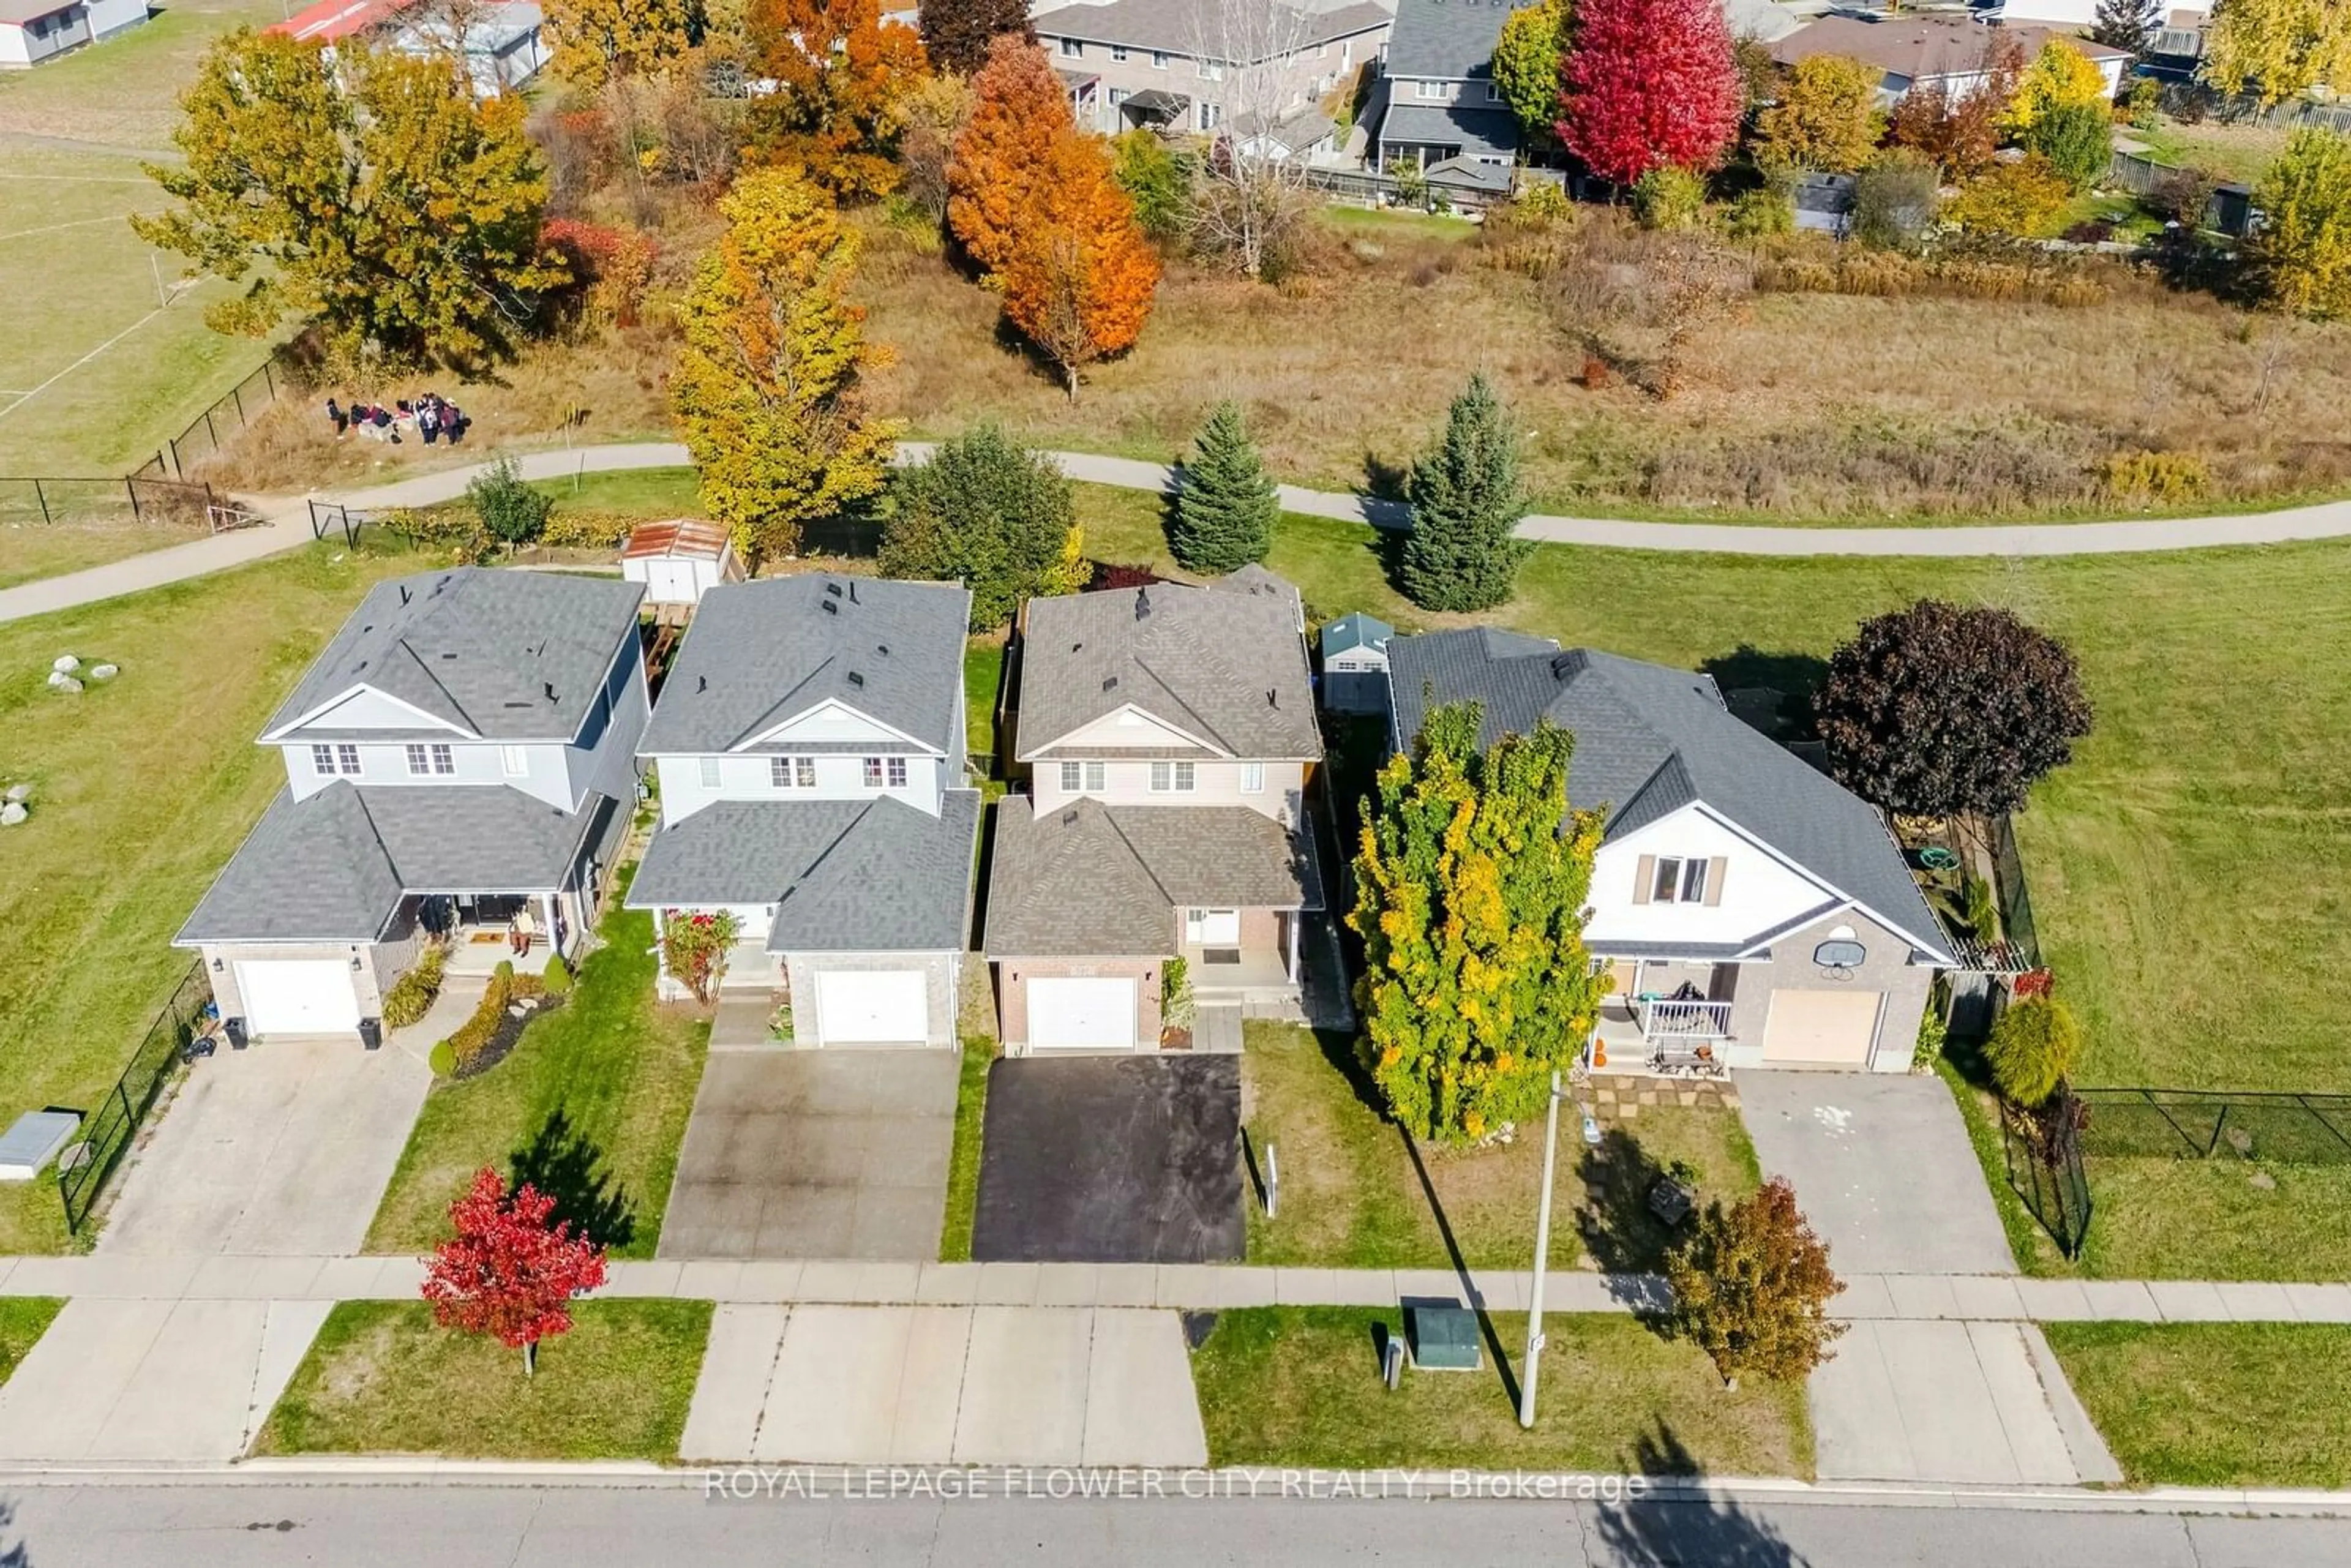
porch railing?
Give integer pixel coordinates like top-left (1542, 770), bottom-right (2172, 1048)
top-left (1638, 998), bottom-right (1734, 1041)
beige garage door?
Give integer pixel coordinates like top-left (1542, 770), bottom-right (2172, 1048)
top-left (1761, 989), bottom-right (1883, 1066)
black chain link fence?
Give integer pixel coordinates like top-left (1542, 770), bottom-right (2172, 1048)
top-left (59, 962), bottom-right (212, 1235)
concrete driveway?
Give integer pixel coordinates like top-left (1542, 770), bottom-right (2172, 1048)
top-left (1812, 1319), bottom-right (2118, 1485)
top-left (973, 1057), bottom-right (1243, 1265)
top-left (680, 1303), bottom-right (1207, 1465)
top-left (99, 1038), bottom-right (430, 1256)
top-left (659, 1051), bottom-right (959, 1261)
top-left (1736, 1072), bottom-right (2013, 1277)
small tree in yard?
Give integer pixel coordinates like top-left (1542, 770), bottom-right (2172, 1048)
top-left (1851, 150), bottom-right (1943, 250)
top-left (1171, 401), bottom-right (1278, 574)
top-left (1489, 0), bottom-right (1568, 149)
top-left (1349, 703), bottom-right (1607, 1145)
top-left (1755, 54), bottom-right (1884, 175)
top-left (878, 426), bottom-right (1084, 629)
top-left (1400, 373), bottom-right (1532, 613)
top-left (2027, 100), bottom-right (2117, 193)
top-left (659, 909), bottom-right (741, 1003)
top-left (1666, 1177), bottom-right (1845, 1389)
top-left (422, 1167), bottom-right (607, 1378)
top-left (1557, 0), bottom-right (1741, 187)
top-left (1815, 600), bottom-right (2093, 820)
top-left (1985, 994), bottom-right (2082, 1108)
top-left (467, 456), bottom-right (552, 547)
top-left (2006, 40), bottom-right (2112, 134)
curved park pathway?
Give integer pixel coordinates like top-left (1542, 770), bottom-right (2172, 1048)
top-left (9, 438), bottom-right (2351, 625)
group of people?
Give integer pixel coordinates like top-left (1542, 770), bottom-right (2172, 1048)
top-left (324, 394), bottom-right (468, 446)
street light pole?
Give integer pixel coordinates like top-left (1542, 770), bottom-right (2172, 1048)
top-left (1518, 1069), bottom-right (1563, 1429)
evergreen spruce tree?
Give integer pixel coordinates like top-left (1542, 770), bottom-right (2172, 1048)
top-left (2089, 0), bottom-right (2162, 55)
top-left (1170, 401), bottom-right (1279, 574)
top-left (1400, 373), bottom-right (1532, 612)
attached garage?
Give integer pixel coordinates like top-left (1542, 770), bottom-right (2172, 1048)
top-left (236, 959), bottom-right (362, 1037)
top-left (814, 969), bottom-right (929, 1045)
top-left (1029, 977), bottom-right (1139, 1051)
top-left (1761, 988), bottom-right (1883, 1067)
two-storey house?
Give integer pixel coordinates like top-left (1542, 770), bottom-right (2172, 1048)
top-left (1367, 0), bottom-right (1534, 173)
top-left (984, 577), bottom-right (1324, 1054)
top-left (1387, 631), bottom-right (1957, 1073)
top-left (626, 576), bottom-right (980, 1047)
top-left (175, 568), bottom-right (648, 1038)
top-left (1032, 0), bottom-right (1390, 138)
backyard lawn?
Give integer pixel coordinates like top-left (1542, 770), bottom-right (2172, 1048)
top-left (1243, 1023), bottom-right (1760, 1273)
top-left (253, 1299), bottom-right (711, 1461)
top-left (1190, 1306), bottom-right (1811, 1477)
top-left (0, 516), bottom-right (211, 591)
top-left (2044, 1322), bottom-right (2351, 1488)
top-left (0, 541), bottom-right (424, 1253)
top-left (364, 891), bottom-right (709, 1260)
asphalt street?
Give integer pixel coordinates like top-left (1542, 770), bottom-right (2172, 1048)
top-left (7, 1482), bottom-right (2351, 1567)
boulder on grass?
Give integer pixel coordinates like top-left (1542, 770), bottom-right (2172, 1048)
top-left (0, 803), bottom-right (25, 826)
top-left (89, 664), bottom-right (117, 681)
top-left (50, 655), bottom-right (77, 675)
top-left (50, 677), bottom-right (81, 695)
top-left (4, 784), bottom-right (27, 803)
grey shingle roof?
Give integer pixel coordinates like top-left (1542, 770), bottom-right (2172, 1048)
top-left (1385, 0), bottom-right (1531, 79)
top-left (984, 798), bottom-right (1319, 958)
top-left (626, 792), bottom-right (980, 954)
top-left (263, 568), bottom-right (643, 743)
top-left (1375, 100), bottom-right (1520, 160)
top-left (1032, 0), bottom-right (1390, 58)
top-left (175, 783), bottom-right (610, 944)
top-left (1016, 583), bottom-right (1319, 761)
top-left (639, 576), bottom-right (969, 759)
top-left (1386, 631), bottom-right (1952, 961)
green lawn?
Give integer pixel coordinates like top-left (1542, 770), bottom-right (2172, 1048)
top-left (963, 640), bottom-right (1004, 762)
top-left (0, 517), bottom-right (210, 591)
top-left (1244, 1022), bottom-right (1760, 1273)
top-left (0, 1299), bottom-right (63, 1386)
top-left (364, 893), bottom-right (710, 1260)
top-left (2044, 1322), bottom-right (2351, 1488)
top-left (1319, 205), bottom-right (1480, 245)
top-left (527, 467), bottom-right (703, 516)
top-left (0, 541), bottom-right (426, 1253)
top-left (939, 1036), bottom-right (994, 1262)
top-left (1191, 1307), bottom-right (1811, 1477)
top-left (253, 1299), bottom-right (710, 1460)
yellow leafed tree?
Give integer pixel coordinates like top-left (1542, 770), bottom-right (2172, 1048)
top-left (2203, 0), bottom-right (2351, 107)
top-left (542, 0), bottom-right (696, 89)
top-left (2005, 39), bottom-right (2110, 131)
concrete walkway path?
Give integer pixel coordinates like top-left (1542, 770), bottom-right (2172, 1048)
top-left (10, 438), bottom-right (2351, 626)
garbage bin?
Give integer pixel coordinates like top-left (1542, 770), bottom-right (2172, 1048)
top-left (359, 1018), bottom-right (382, 1052)
top-left (223, 1016), bottom-right (248, 1051)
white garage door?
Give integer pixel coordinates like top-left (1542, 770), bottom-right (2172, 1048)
top-left (1761, 989), bottom-right (1883, 1067)
top-left (815, 970), bottom-right (929, 1044)
top-left (236, 959), bottom-right (362, 1036)
top-left (1029, 977), bottom-right (1139, 1051)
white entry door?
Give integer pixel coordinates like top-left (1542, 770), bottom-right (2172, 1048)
top-left (1183, 908), bottom-right (1242, 945)
top-left (1029, 977), bottom-right (1138, 1050)
top-left (650, 558), bottom-right (698, 604)
top-left (236, 959), bottom-right (362, 1036)
top-left (814, 969), bottom-right (929, 1044)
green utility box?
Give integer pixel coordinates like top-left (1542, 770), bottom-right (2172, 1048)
top-left (1405, 1304), bottom-right (1481, 1371)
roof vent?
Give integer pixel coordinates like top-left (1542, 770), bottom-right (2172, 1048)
top-left (697, 675), bottom-right (708, 694)
top-left (398, 585), bottom-right (410, 605)
top-left (1062, 808), bottom-right (1081, 827)
top-left (820, 599), bottom-right (838, 615)
top-left (847, 671), bottom-right (865, 688)
top-left (847, 580), bottom-right (859, 603)
top-left (1134, 587), bottom-right (1151, 620)
top-left (825, 582), bottom-right (843, 598)
top-left (876, 643), bottom-right (888, 656)
top-left (1550, 653), bottom-right (1577, 680)
top-left (440, 651), bottom-right (457, 661)
top-left (1071, 642), bottom-right (1082, 653)
top-left (1267, 687), bottom-right (1278, 708)
top-left (543, 681), bottom-right (557, 703)
top-left (1102, 675), bottom-right (1119, 692)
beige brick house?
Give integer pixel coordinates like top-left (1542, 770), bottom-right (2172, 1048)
top-left (1032, 0), bottom-right (1392, 136)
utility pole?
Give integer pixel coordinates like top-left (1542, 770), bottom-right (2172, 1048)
top-left (1518, 1070), bottom-right (1563, 1429)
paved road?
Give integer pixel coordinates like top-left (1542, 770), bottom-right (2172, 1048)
top-left (10, 439), bottom-right (2351, 627)
top-left (8, 1482), bottom-right (2351, 1567)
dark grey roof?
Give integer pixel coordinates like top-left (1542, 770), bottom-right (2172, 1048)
top-left (1321, 612), bottom-right (1394, 658)
top-left (263, 568), bottom-right (643, 743)
top-left (985, 798), bottom-right (1320, 957)
top-left (1385, 0), bottom-right (1531, 79)
top-left (1376, 99), bottom-right (1520, 160)
top-left (1016, 583), bottom-right (1319, 761)
top-left (1427, 155), bottom-right (1516, 192)
top-left (175, 783), bottom-right (608, 944)
top-left (1032, 0), bottom-right (1390, 58)
top-left (639, 576), bottom-right (969, 758)
top-left (1232, 105), bottom-right (1338, 152)
top-left (1386, 632), bottom-right (1952, 960)
top-left (627, 793), bottom-right (980, 953)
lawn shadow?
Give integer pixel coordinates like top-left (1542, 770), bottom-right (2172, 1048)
top-left (1578, 1127), bottom-right (1693, 1333)
top-left (509, 1105), bottom-right (637, 1252)
top-left (1698, 647), bottom-right (1829, 743)
top-left (1397, 1127), bottom-right (1523, 1414)
top-left (1598, 1424), bottom-right (1809, 1565)
top-left (1362, 451), bottom-right (1410, 503)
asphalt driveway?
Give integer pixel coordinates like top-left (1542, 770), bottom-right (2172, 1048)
top-left (1736, 1072), bottom-right (2014, 1277)
top-left (972, 1056), bottom-right (1243, 1264)
top-left (659, 1051), bottom-right (958, 1261)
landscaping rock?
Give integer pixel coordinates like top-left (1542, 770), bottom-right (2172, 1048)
top-left (50, 677), bottom-right (81, 695)
top-left (89, 664), bottom-right (117, 681)
top-left (0, 803), bottom-right (24, 826)
top-left (4, 784), bottom-right (27, 802)
top-left (50, 655), bottom-right (77, 675)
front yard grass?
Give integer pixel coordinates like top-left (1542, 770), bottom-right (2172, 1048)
top-left (1242, 1023), bottom-right (1760, 1273)
top-left (939, 1035), bottom-right (994, 1262)
top-left (252, 1298), bottom-right (711, 1461)
top-left (2043, 1322), bottom-right (2351, 1488)
top-left (364, 895), bottom-right (709, 1261)
top-left (1190, 1307), bottom-right (1810, 1477)
top-left (0, 1299), bottom-right (64, 1387)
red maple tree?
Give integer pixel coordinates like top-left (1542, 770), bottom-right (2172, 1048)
top-left (1556, 0), bottom-right (1742, 187)
top-left (422, 1167), bottom-right (608, 1376)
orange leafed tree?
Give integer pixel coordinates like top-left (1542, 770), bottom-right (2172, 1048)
top-left (746, 0), bottom-right (929, 201)
top-left (1001, 129), bottom-right (1159, 398)
top-left (945, 33), bottom-right (1068, 274)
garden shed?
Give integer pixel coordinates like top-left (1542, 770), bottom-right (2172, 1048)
top-left (1319, 611), bottom-right (1393, 715)
top-left (621, 519), bottom-right (742, 612)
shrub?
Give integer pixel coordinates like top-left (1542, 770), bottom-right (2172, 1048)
top-left (658, 909), bottom-right (741, 1004)
top-left (1387, 160), bottom-right (1430, 210)
top-left (2149, 165), bottom-right (2222, 230)
top-left (467, 456), bottom-right (553, 548)
top-left (1111, 129), bottom-right (1188, 241)
top-left (1962, 871), bottom-right (1999, 943)
top-left (1632, 165), bottom-right (1708, 231)
top-left (1912, 997), bottom-right (1948, 1073)
top-left (537, 509), bottom-right (641, 550)
top-left (879, 426), bottom-right (1084, 630)
top-left (1852, 151), bottom-right (1941, 251)
top-left (1722, 185), bottom-right (1793, 240)
top-left (541, 953), bottom-right (572, 997)
top-left (1161, 956), bottom-right (1195, 1032)
top-left (2104, 449), bottom-right (2211, 503)
top-left (1665, 1177), bottom-right (1847, 1387)
top-left (1946, 155), bottom-right (2075, 239)
top-left (541, 217), bottom-right (659, 329)
top-left (1512, 179), bottom-right (1576, 224)
top-left (380, 947), bottom-right (447, 1030)
top-left (379, 505), bottom-right (492, 563)
top-left (429, 1040), bottom-right (457, 1077)
top-left (438, 960), bottom-right (515, 1073)
top-left (1985, 994), bottom-right (2082, 1107)
top-left (2028, 101), bottom-right (2118, 192)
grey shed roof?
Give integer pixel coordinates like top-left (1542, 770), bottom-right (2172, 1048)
top-left (639, 576), bottom-right (970, 758)
top-left (1032, 0), bottom-right (1390, 58)
top-left (985, 798), bottom-right (1321, 957)
top-left (1386, 631), bottom-right (1952, 961)
top-left (1016, 582), bottom-right (1319, 761)
top-left (627, 792), bottom-right (980, 953)
top-left (1375, 100), bottom-right (1520, 160)
top-left (263, 568), bottom-right (644, 743)
top-left (175, 783), bottom-right (610, 944)
top-left (1321, 612), bottom-right (1395, 659)
top-left (1384, 0), bottom-right (1532, 79)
